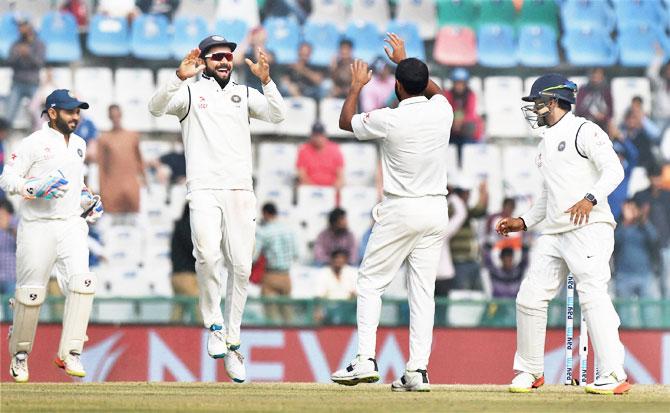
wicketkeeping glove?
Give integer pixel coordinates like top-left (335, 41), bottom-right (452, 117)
top-left (21, 172), bottom-right (69, 200)
top-left (81, 193), bottom-right (104, 223)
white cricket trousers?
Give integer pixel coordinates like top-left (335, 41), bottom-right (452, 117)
top-left (357, 195), bottom-right (449, 371)
top-left (514, 223), bottom-right (626, 377)
top-left (16, 216), bottom-right (89, 292)
top-left (188, 189), bottom-right (256, 346)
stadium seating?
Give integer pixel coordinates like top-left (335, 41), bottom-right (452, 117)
top-left (130, 14), bottom-right (171, 60)
top-left (43, 66), bottom-right (74, 91)
top-left (303, 19), bottom-right (341, 67)
top-left (309, 0), bottom-right (349, 29)
top-left (501, 145), bottom-right (544, 214)
top-left (0, 67), bottom-right (12, 98)
top-left (436, 0), bottom-right (477, 28)
top-left (171, 16), bottom-right (209, 60)
top-left (251, 115), bottom-right (279, 135)
top-left (478, 0), bottom-right (517, 28)
top-left (319, 98), bottom-right (353, 138)
top-left (519, 0), bottom-right (559, 32)
top-left (611, 77), bottom-right (652, 123)
top-left (216, 0), bottom-right (260, 30)
top-left (627, 166), bottom-right (651, 197)
top-left (257, 142), bottom-right (298, 186)
top-left (176, 0), bottom-right (218, 24)
top-left (278, 97), bottom-right (317, 136)
top-left (561, 27), bottom-right (618, 67)
top-left (214, 19), bottom-right (248, 45)
top-left (618, 23), bottom-right (666, 67)
top-left (560, 0), bottom-right (615, 32)
top-left (340, 186), bottom-right (377, 240)
top-left (386, 21), bottom-right (426, 61)
top-left (345, 21), bottom-right (385, 63)
top-left (114, 68), bottom-right (155, 132)
top-left (517, 25), bottom-right (559, 67)
top-left (255, 184), bottom-right (293, 218)
top-left (39, 11), bottom-right (81, 63)
top-left (340, 143), bottom-right (378, 187)
top-left (73, 67), bottom-right (114, 130)
top-left (433, 26), bottom-right (477, 66)
top-left (350, 0), bottom-right (391, 28)
top-left (264, 17), bottom-right (301, 65)
top-left (614, 0), bottom-right (669, 30)
top-left (87, 14), bottom-right (130, 57)
top-left (461, 144), bottom-right (504, 213)
top-left (483, 76), bottom-right (528, 139)
top-left (12, 0), bottom-right (52, 28)
top-left (477, 24), bottom-right (517, 68)
top-left (289, 265), bottom-right (319, 298)
top-left (295, 185), bottom-right (337, 245)
top-left (395, 0), bottom-right (438, 40)
top-left (0, 12), bottom-right (20, 59)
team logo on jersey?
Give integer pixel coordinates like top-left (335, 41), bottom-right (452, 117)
top-left (198, 96), bottom-right (207, 109)
top-left (231, 95), bottom-right (241, 103)
top-left (557, 141), bottom-right (566, 152)
top-left (77, 148), bottom-right (84, 158)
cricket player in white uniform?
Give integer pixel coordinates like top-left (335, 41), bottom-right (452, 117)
top-left (1, 89), bottom-right (104, 382)
top-left (331, 34), bottom-right (452, 392)
top-left (496, 74), bottom-right (630, 395)
top-left (148, 35), bottom-right (285, 382)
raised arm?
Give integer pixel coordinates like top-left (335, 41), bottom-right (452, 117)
top-left (384, 32), bottom-right (443, 98)
top-left (339, 59), bottom-right (372, 132)
top-left (148, 48), bottom-right (201, 118)
top-left (247, 48), bottom-right (286, 123)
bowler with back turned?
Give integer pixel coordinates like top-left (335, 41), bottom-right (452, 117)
top-left (496, 74), bottom-right (630, 395)
top-left (331, 34), bottom-right (452, 392)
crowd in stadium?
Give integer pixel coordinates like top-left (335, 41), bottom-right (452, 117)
top-left (0, 0), bottom-right (669, 327)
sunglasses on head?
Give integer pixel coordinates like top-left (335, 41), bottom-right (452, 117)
top-left (205, 52), bottom-right (234, 62)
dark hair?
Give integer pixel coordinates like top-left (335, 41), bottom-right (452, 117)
top-left (108, 104), bottom-right (120, 112)
top-left (299, 41), bottom-right (312, 51)
top-left (557, 99), bottom-right (571, 111)
top-left (331, 248), bottom-right (349, 260)
top-left (0, 117), bottom-right (8, 131)
top-left (0, 198), bottom-right (14, 215)
top-left (632, 96), bottom-right (643, 105)
top-left (500, 247), bottom-right (514, 259)
top-left (328, 207), bottom-right (346, 227)
top-left (502, 197), bottom-right (516, 208)
top-left (395, 58), bottom-right (429, 96)
top-left (339, 38), bottom-right (353, 48)
top-left (647, 163), bottom-right (662, 178)
top-left (262, 202), bottom-right (277, 216)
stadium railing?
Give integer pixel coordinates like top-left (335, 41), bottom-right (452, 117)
top-left (1, 295), bottom-right (669, 329)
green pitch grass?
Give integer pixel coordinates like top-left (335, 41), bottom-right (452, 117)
top-left (1, 383), bottom-right (669, 412)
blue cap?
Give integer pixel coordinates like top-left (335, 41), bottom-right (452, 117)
top-left (451, 68), bottom-right (469, 82)
top-left (198, 35), bottom-right (237, 58)
top-left (43, 89), bottom-right (89, 114)
top-left (522, 73), bottom-right (577, 104)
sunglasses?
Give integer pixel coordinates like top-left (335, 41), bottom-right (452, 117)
top-left (205, 52), bottom-right (234, 62)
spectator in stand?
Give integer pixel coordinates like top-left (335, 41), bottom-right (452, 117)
top-left (254, 202), bottom-right (298, 324)
top-left (234, 27), bottom-right (274, 93)
top-left (136, 0), bottom-right (181, 20)
top-left (575, 67), bottom-right (613, 132)
top-left (97, 104), bottom-right (146, 215)
top-left (481, 245), bottom-right (529, 326)
top-left (614, 199), bottom-right (661, 326)
top-left (280, 42), bottom-right (326, 100)
top-left (262, 0), bottom-right (310, 24)
top-left (360, 57), bottom-right (396, 113)
top-left (330, 39), bottom-right (354, 99)
top-left (647, 46), bottom-right (670, 130)
top-left (616, 108), bottom-right (658, 171)
top-left (0, 198), bottom-right (17, 298)
top-left (608, 138), bottom-right (639, 221)
top-left (315, 249), bottom-right (358, 324)
top-left (314, 207), bottom-right (357, 266)
top-left (634, 165), bottom-right (670, 298)
top-left (61, 0), bottom-right (90, 31)
top-left (296, 122), bottom-right (344, 188)
top-left (485, 197), bottom-right (521, 249)
top-left (630, 96), bottom-right (662, 142)
top-left (4, 19), bottom-right (45, 127)
top-left (444, 68), bottom-right (483, 157)
top-left (450, 178), bottom-right (488, 290)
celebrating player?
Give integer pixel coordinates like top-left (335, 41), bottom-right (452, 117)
top-left (148, 35), bottom-right (285, 382)
top-left (496, 74), bottom-right (630, 395)
top-left (1, 89), bottom-right (103, 382)
top-left (331, 34), bottom-right (452, 392)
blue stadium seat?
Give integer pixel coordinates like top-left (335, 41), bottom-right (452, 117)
top-left (518, 25), bottom-right (559, 67)
top-left (618, 23), bottom-right (668, 67)
top-left (87, 14), bottom-right (130, 57)
top-left (303, 20), bottom-right (341, 67)
top-left (562, 28), bottom-right (617, 67)
top-left (477, 24), bottom-right (517, 68)
top-left (131, 14), bottom-right (171, 60)
top-left (387, 20), bottom-right (426, 61)
top-left (39, 11), bottom-right (81, 63)
top-left (214, 19), bottom-right (248, 45)
top-left (614, 0), bottom-right (669, 30)
top-left (344, 21), bottom-right (385, 63)
top-left (0, 13), bottom-right (19, 59)
top-left (264, 17), bottom-right (301, 65)
top-left (172, 16), bottom-right (208, 59)
top-left (560, 0), bottom-right (615, 32)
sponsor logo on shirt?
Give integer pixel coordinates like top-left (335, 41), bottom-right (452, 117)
top-left (198, 96), bottom-right (207, 109)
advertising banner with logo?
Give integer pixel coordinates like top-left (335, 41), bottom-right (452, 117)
top-left (1, 324), bottom-right (668, 384)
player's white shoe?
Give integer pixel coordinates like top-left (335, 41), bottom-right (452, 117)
top-left (10, 352), bottom-right (29, 383)
top-left (207, 324), bottom-right (227, 359)
top-left (224, 344), bottom-right (246, 383)
top-left (391, 369), bottom-right (430, 392)
top-left (331, 356), bottom-right (380, 386)
top-left (585, 371), bottom-right (631, 395)
top-left (54, 352), bottom-right (86, 377)
top-left (508, 371), bottom-right (544, 393)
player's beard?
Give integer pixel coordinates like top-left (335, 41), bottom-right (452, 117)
top-left (54, 113), bottom-right (77, 135)
top-left (204, 63), bottom-right (232, 89)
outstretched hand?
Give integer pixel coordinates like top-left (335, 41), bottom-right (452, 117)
top-left (384, 32), bottom-right (407, 64)
top-left (177, 48), bottom-right (205, 80)
top-left (495, 217), bottom-right (526, 236)
top-left (350, 59), bottom-right (372, 89)
top-left (245, 48), bottom-right (271, 85)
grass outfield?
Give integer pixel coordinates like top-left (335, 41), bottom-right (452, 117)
top-left (1, 383), bottom-right (669, 412)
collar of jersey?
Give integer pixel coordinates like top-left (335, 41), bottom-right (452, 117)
top-left (546, 111), bottom-right (574, 129)
top-left (41, 122), bottom-right (66, 140)
top-left (201, 73), bottom-right (236, 92)
top-left (398, 95), bottom-right (428, 106)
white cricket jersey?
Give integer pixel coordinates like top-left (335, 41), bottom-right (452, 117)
top-left (0, 123), bottom-right (86, 221)
top-left (148, 73), bottom-right (286, 192)
top-left (521, 112), bottom-right (624, 235)
top-left (351, 94), bottom-right (453, 198)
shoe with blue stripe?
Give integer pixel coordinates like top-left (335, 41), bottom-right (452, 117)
top-left (207, 325), bottom-right (227, 359)
top-left (224, 343), bottom-right (246, 383)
